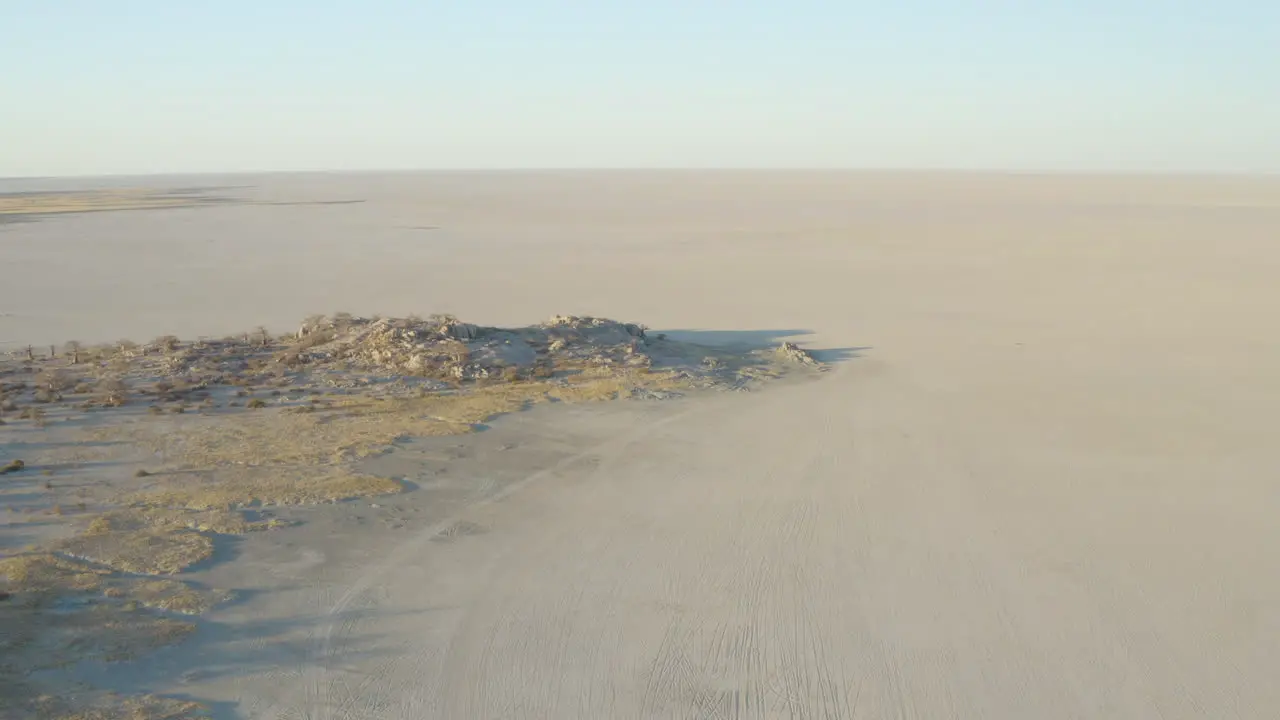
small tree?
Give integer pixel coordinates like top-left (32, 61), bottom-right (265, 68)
top-left (37, 369), bottom-right (72, 393)
top-left (153, 335), bottom-right (180, 353)
top-left (98, 378), bottom-right (130, 407)
top-left (301, 315), bottom-right (326, 335)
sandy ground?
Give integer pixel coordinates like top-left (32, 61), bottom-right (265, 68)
top-left (4, 171), bottom-right (1280, 718)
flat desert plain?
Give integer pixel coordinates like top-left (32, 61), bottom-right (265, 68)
top-left (2, 171), bottom-right (1280, 719)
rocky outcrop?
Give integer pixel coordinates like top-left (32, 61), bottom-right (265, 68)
top-left (281, 314), bottom-right (662, 380)
top-left (776, 342), bottom-right (821, 367)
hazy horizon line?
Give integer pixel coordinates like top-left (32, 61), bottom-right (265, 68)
top-left (5, 167), bottom-right (1278, 183)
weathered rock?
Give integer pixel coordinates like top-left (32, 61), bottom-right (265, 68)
top-left (197, 312), bottom-right (799, 390)
top-left (777, 342), bottom-right (821, 366)
top-left (442, 321), bottom-right (478, 340)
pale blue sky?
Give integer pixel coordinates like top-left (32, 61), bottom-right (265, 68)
top-left (2, 1), bottom-right (1277, 176)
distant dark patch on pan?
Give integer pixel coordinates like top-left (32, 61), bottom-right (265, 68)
top-left (160, 185), bottom-right (257, 195)
top-left (186, 196), bottom-right (244, 205)
top-left (257, 199), bottom-right (367, 207)
top-left (0, 190), bottom-right (70, 199)
top-left (0, 214), bottom-right (38, 227)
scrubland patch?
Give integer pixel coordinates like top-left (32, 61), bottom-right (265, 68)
top-left (1, 312), bottom-right (826, 717)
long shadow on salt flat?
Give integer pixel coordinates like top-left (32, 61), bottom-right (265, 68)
top-left (656, 328), bottom-right (869, 364)
top-left (657, 328), bottom-right (813, 346)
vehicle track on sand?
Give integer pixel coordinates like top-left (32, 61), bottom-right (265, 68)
top-left (253, 357), bottom-right (1280, 719)
top-left (254, 399), bottom-right (713, 720)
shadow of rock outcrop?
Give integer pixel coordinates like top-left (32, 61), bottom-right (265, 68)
top-left (657, 328), bottom-right (868, 365)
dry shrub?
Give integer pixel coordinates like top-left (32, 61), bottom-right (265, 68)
top-left (288, 328), bottom-right (335, 353)
top-left (37, 369), bottom-right (72, 392)
top-left (97, 378), bottom-right (130, 407)
top-left (118, 578), bottom-right (229, 615)
top-left (32, 388), bottom-right (59, 404)
top-left (152, 336), bottom-right (180, 353)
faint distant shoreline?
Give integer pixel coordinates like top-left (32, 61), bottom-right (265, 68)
top-left (2, 167), bottom-right (1277, 186)
top-left (0, 186), bottom-right (366, 224)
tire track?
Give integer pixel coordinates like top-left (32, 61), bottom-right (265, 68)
top-left (255, 400), bottom-right (713, 720)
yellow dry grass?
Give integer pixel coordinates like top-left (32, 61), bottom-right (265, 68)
top-left (105, 370), bottom-right (691, 510)
top-left (55, 521), bottom-right (212, 576)
top-left (545, 369), bottom-right (655, 402)
top-left (0, 553), bottom-right (111, 594)
top-left (89, 505), bottom-right (286, 535)
top-left (143, 383), bottom-right (546, 468)
top-left (133, 467), bottom-right (401, 510)
top-left (0, 576), bottom-right (194, 670)
top-left (22, 693), bottom-right (204, 720)
top-left (134, 371), bottom-right (680, 461)
top-left (0, 550), bottom-right (215, 717)
top-left (117, 578), bottom-right (228, 615)
top-left (47, 503), bottom-right (297, 574)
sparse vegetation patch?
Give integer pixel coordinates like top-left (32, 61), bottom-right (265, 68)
top-left (0, 312), bottom-right (826, 718)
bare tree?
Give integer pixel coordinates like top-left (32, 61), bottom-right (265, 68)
top-left (301, 315), bottom-right (326, 336)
